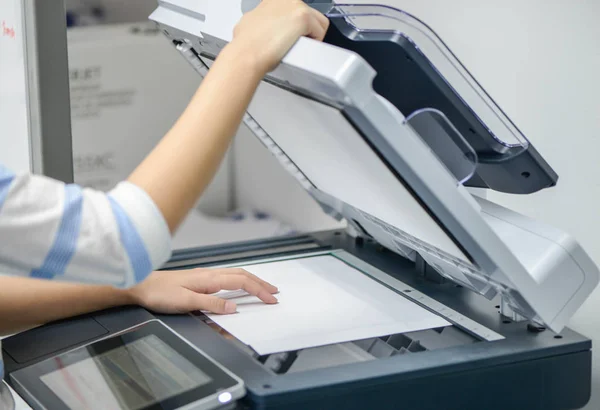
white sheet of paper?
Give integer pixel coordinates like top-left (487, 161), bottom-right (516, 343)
top-left (206, 255), bottom-right (450, 355)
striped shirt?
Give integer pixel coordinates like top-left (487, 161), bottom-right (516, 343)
top-left (0, 163), bottom-right (172, 379)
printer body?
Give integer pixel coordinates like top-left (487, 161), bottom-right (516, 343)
top-left (3, 1), bottom-right (598, 409)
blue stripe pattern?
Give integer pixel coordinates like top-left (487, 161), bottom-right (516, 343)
top-left (30, 185), bottom-right (83, 279)
top-left (0, 165), bottom-right (15, 213)
top-left (108, 196), bottom-right (152, 283)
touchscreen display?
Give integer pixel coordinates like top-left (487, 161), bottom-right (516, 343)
top-left (40, 335), bottom-right (212, 410)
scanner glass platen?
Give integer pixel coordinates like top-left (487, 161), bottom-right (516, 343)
top-left (193, 253), bottom-right (481, 376)
top-left (203, 255), bottom-right (451, 356)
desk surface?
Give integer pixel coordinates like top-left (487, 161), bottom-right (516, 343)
top-left (10, 385), bottom-right (31, 410)
top-left (0, 381), bottom-right (14, 409)
top-left (1, 382), bottom-right (30, 410)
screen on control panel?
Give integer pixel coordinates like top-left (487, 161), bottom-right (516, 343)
top-left (41, 335), bottom-right (213, 410)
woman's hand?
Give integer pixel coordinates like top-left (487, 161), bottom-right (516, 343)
top-left (231, 0), bottom-right (330, 75)
top-left (0, 270), bottom-right (277, 335)
top-left (129, 268), bottom-right (279, 315)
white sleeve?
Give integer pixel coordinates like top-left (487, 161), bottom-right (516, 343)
top-left (0, 164), bottom-right (172, 287)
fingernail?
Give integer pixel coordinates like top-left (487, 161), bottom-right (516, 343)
top-left (224, 301), bottom-right (237, 314)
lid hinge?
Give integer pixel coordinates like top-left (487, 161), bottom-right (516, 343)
top-left (415, 254), bottom-right (447, 285)
top-left (500, 295), bottom-right (529, 323)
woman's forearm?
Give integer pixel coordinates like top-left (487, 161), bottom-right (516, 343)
top-left (127, 43), bottom-right (264, 233)
top-left (0, 277), bottom-right (134, 335)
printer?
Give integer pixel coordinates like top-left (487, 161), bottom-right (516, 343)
top-left (3, 1), bottom-right (599, 409)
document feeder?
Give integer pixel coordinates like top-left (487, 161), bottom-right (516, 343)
top-left (150, 0), bottom-right (598, 334)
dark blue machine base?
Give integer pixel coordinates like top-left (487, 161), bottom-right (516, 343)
top-left (2, 232), bottom-right (592, 410)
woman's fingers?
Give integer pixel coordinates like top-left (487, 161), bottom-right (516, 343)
top-left (190, 294), bottom-right (238, 314)
top-left (182, 268), bottom-right (279, 312)
top-left (186, 268), bottom-right (279, 306)
top-left (296, 6), bottom-right (329, 41)
top-left (312, 9), bottom-right (330, 39)
top-left (214, 274), bottom-right (279, 304)
top-left (211, 268), bottom-right (278, 294)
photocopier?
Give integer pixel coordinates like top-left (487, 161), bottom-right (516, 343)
top-left (3, 1), bottom-right (599, 409)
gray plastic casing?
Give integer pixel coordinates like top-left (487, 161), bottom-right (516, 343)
top-left (149, 0), bottom-right (599, 333)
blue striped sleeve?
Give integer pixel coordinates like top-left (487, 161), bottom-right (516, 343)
top-left (30, 185), bottom-right (84, 279)
top-left (0, 165), bottom-right (15, 213)
top-left (108, 197), bottom-right (153, 283)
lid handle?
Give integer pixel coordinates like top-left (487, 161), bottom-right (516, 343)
top-left (405, 108), bottom-right (478, 185)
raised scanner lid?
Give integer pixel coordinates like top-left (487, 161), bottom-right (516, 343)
top-left (150, 0), bottom-right (597, 332)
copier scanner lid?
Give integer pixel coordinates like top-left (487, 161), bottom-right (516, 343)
top-left (150, 0), bottom-right (598, 333)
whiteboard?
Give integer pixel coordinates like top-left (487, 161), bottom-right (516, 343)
top-left (0, 0), bottom-right (32, 173)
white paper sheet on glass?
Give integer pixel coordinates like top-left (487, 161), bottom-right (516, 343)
top-left (206, 255), bottom-right (450, 355)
